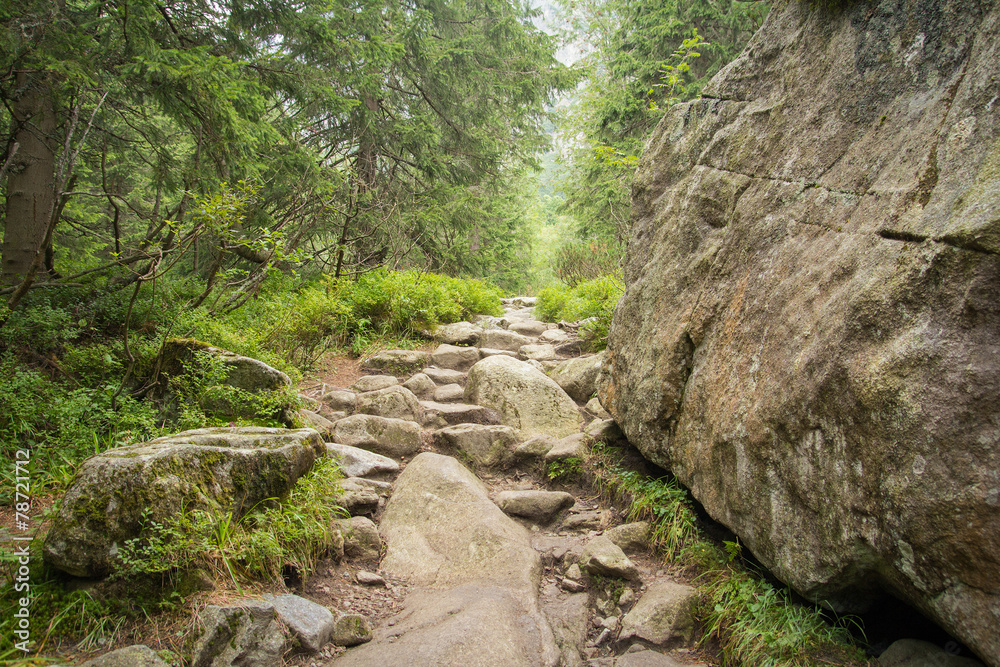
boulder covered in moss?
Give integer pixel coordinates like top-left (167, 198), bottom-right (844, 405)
top-left (43, 427), bottom-right (324, 578)
top-left (159, 338), bottom-right (291, 392)
top-left (157, 338), bottom-right (294, 421)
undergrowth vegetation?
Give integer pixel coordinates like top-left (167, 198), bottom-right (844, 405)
top-left (585, 442), bottom-right (870, 666)
top-left (0, 268), bottom-right (503, 658)
top-left (0, 269), bottom-right (504, 499)
top-left (115, 457), bottom-right (346, 584)
top-left (536, 273), bottom-right (624, 350)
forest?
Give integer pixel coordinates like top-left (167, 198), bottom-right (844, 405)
top-left (3, 0), bottom-right (906, 665)
top-left (0, 0), bottom-right (767, 469)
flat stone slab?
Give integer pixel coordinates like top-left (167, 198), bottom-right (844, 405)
top-left (420, 401), bottom-right (502, 429)
top-left (495, 490), bottom-right (575, 524)
top-left (539, 329), bottom-right (571, 344)
top-left (263, 593), bottom-right (335, 653)
top-left (432, 321), bottom-right (482, 346)
top-left (477, 329), bottom-right (536, 352)
top-left (519, 343), bottom-right (560, 361)
top-left (509, 320), bottom-right (548, 336)
top-left (478, 347), bottom-right (519, 359)
top-left (545, 433), bottom-right (592, 462)
top-left (360, 349), bottom-right (428, 374)
top-left (513, 435), bottom-right (557, 461)
top-left (421, 367), bottom-right (468, 386)
top-left (351, 375), bottom-right (399, 392)
top-left (327, 443), bottom-right (399, 478)
top-left (431, 344), bottom-right (481, 372)
top-left (433, 383), bottom-right (465, 403)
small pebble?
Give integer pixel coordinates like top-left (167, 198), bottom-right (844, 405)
top-left (558, 578), bottom-right (586, 593)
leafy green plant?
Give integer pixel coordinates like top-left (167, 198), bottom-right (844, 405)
top-left (583, 443), bottom-right (868, 666)
top-left (115, 457), bottom-right (346, 583)
top-left (545, 457), bottom-right (582, 482)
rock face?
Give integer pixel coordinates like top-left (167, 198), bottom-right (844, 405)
top-left (43, 427), bottom-right (324, 577)
top-left (466, 355), bottom-right (582, 439)
top-left (601, 1), bottom-right (1000, 662)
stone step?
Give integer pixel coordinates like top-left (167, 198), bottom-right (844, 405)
top-left (419, 400), bottom-right (501, 429)
top-left (420, 366), bottom-right (468, 386)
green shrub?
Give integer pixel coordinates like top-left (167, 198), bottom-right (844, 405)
top-left (536, 273), bottom-right (624, 350)
top-left (172, 269), bottom-right (504, 368)
top-left (0, 355), bottom-right (163, 499)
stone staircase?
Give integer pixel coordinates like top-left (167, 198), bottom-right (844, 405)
top-left (299, 299), bottom-right (710, 667)
top-left (73, 299), bottom-right (710, 667)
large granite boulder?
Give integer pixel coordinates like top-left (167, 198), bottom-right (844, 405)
top-left (601, 1), bottom-right (1000, 663)
top-left (465, 355), bottom-right (582, 439)
top-left (43, 427), bottom-right (323, 577)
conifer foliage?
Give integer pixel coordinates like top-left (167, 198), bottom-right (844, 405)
top-left (555, 0), bottom-right (769, 249)
top-left (0, 0), bottom-right (575, 313)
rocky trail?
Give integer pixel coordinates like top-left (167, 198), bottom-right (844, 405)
top-left (286, 298), bottom-right (712, 667)
top-left (55, 299), bottom-right (713, 667)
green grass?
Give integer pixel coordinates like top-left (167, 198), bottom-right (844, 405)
top-left (584, 443), bottom-right (870, 666)
top-left (0, 457), bottom-right (347, 659)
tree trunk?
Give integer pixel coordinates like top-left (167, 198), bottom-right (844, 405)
top-left (2, 71), bottom-right (56, 285)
